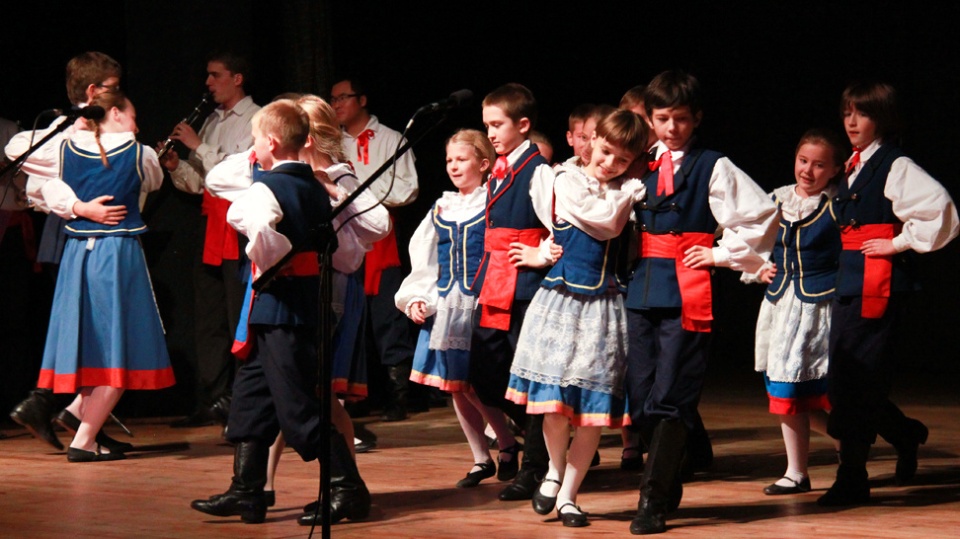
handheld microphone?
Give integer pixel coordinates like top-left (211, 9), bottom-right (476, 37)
top-left (414, 89), bottom-right (473, 115)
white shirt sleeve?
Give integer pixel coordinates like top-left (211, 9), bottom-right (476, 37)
top-left (227, 182), bottom-right (289, 276)
top-left (6, 117), bottom-right (72, 211)
top-left (333, 174), bottom-right (392, 244)
top-left (394, 210), bottom-right (439, 317)
top-left (708, 157), bottom-right (779, 273)
top-left (204, 149), bottom-right (254, 201)
top-left (554, 173), bottom-right (643, 241)
top-left (366, 147), bottom-right (419, 207)
top-left (141, 145), bottom-right (164, 194)
top-left (884, 156), bottom-right (960, 253)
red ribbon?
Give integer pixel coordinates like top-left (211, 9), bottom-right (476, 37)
top-left (477, 227), bottom-right (549, 330)
top-left (846, 146), bottom-right (862, 174)
top-left (356, 129), bottom-right (375, 165)
top-left (840, 223), bottom-right (900, 318)
top-left (648, 150), bottom-right (675, 196)
top-left (491, 155), bottom-right (509, 181)
top-left (640, 232), bottom-right (714, 332)
top-left (200, 190), bottom-right (240, 266)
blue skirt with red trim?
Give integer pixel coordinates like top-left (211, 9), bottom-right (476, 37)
top-left (38, 236), bottom-right (174, 393)
top-left (764, 373), bottom-right (830, 415)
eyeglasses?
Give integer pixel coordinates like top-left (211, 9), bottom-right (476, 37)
top-left (330, 93), bottom-right (358, 104)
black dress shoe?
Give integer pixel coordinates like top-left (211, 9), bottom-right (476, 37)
top-left (456, 460), bottom-right (496, 488)
top-left (817, 475), bottom-right (870, 507)
top-left (355, 439), bottom-right (377, 454)
top-left (557, 502), bottom-right (589, 527)
top-left (10, 390), bottom-right (63, 450)
top-left (498, 468), bottom-right (542, 501)
top-left (497, 444), bottom-right (520, 481)
top-left (67, 446), bottom-right (127, 462)
top-left (298, 487), bottom-right (371, 526)
top-left (763, 476), bottom-right (811, 495)
top-left (532, 478), bottom-right (561, 515)
top-left (54, 410), bottom-right (133, 453)
top-left (895, 418), bottom-right (928, 485)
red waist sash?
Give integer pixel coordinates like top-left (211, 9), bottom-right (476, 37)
top-left (201, 189), bottom-right (239, 266)
top-left (363, 217), bottom-right (401, 295)
top-left (640, 232), bottom-right (714, 333)
top-left (840, 223), bottom-right (901, 319)
top-left (477, 227), bottom-right (548, 331)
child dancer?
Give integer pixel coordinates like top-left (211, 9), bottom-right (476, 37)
top-left (625, 70), bottom-right (777, 535)
top-left (507, 110), bottom-right (647, 527)
top-left (819, 81), bottom-right (958, 506)
top-left (396, 129), bottom-right (519, 488)
top-left (751, 129), bottom-right (846, 495)
top-left (36, 90), bottom-right (174, 461)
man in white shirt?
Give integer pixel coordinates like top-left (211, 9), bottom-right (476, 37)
top-left (331, 78), bottom-right (421, 422)
top-left (160, 52), bottom-right (260, 429)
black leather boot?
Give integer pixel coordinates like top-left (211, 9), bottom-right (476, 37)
top-left (299, 431), bottom-right (371, 526)
top-left (817, 440), bottom-right (871, 507)
top-left (191, 440), bottom-right (269, 523)
top-left (382, 361), bottom-right (411, 422)
top-left (10, 389), bottom-right (62, 450)
top-left (499, 414), bottom-right (547, 501)
top-left (630, 419), bottom-right (687, 535)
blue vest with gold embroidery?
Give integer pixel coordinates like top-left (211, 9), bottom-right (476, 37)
top-left (60, 139), bottom-right (148, 237)
top-left (833, 143), bottom-right (917, 295)
top-left (434, 205), bottom-right (486, 297)
top-left (543, 220), bottom-right (626, 296)
top-left (765, 194), bottom-right (840, 303)
top-left (625, 148), bottom-right (721, 309)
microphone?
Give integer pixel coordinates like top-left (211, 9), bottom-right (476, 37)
top-left (414, 89), bottom-right (473, 115)
top-left (47, 106), bottom-right (107, 121)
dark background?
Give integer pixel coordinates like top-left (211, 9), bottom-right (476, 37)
top-left (3, 1), bottom-right (958, 417)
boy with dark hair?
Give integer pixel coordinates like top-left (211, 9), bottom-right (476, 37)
top-left (625, 70), bottom-right (777, 535)
top-left (191, 99), bottom-right (370, 525)
top-left (472, 82), bottom-right (555, 501)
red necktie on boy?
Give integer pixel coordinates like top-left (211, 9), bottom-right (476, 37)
top-left (356, 129), bottom-right (375, 165)
top-left (846, 146), bottom-right (862, 175)
top-left (649, 150), bottom-right (675, 196)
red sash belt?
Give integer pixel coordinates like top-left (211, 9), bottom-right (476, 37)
top-left (201, 189), bottom-right (239, 266)
top-left (840, 223), bottom-right (901, 319)
top-left (640, 232), bottom-right (714, 333)
top-left (478, 227), bottom-right (548, 331)
top-left (276, 251), bottom-right (321, 277)
top-left (364, 217), bottom-right (401, 295)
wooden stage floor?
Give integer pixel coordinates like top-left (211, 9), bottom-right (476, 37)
top-left (3, 370), bottom-right (959, 539)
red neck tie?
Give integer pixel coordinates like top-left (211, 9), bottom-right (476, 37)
top-left (491, 155), bottom-right (509, 181)
top-left (648, 150), bottom-right (674, 196)
top-left (356, 129), bottom-right (375, 165)
top-left (846, 146), bottom-right (862, 174)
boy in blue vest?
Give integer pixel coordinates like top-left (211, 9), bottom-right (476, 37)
top-left (191, 100), bottom-right (370, 525)
top-left (470, 83), bottom-right (555, 501)
top-left (624, 70), bottom-right (777, 535)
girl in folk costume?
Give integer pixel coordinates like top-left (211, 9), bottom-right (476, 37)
top-left (818, 82), bottom-right (958, 507)
top-left (395, 129), bottom-right (519, 488)
top-left (37, 90), bottom-right (173, 461)
top-left (749, 129), bottom-right (846, 495)
top-left (506, 110), bottom-right (647, 527)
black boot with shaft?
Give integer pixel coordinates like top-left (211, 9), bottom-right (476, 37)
top-left (191, 440), bottom-right (269, 523)
top-left (631, 419), bottom-right (687, 535)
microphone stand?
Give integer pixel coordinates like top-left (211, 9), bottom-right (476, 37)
top-left (253, 110), bottom-right (450, 539)
top-left (0, 116), bottom-right (76, 179)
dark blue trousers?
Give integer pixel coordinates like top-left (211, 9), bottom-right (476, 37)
top-left (625, 307), bottom-right (711, 434)
top-left (227, 325), bottom-right (323, 462)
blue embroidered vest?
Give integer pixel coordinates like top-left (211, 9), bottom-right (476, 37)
top-left (61, 139), bottom-right (148, 237)
top-left (625, 148), bottom-right (722, 309)
top-left (543, 220), bottom-right (626, 296)
top-left (765, 194), bottom-right (840, 303)
top-left (434, 205), bottom-right (486, 297)
top-left (833, 143), bottom-right (918, 295)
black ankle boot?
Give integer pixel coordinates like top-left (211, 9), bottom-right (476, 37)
top-left (299, 431), bottom-right (371, 526)
top-left (382, 361), bottom-right (411, 422)
top-left (630, 419), bottom-right (687, 535)
top-left (817, 440), bottom-right (871, 507)
top-left (10, 389), bottom-right (62, 450)
top-left (191, 440), bottom-right (269, 523)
